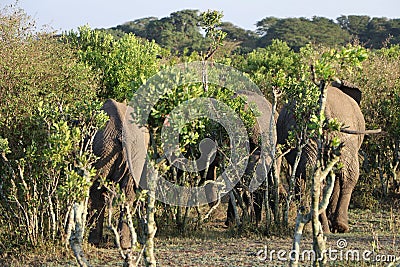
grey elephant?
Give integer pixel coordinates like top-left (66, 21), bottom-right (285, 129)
top-left (223, 90), bottom-right (276, 226)
top-left (88, 99), bottom-right (149, 247)
top-left (277, 81), bottom-right (365, 233)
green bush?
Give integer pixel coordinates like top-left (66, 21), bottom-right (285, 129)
top-left (346, 45), bottom-right (400, 199)
top-left (0, 5), bottom-right (106, 251)
top-left (64, 26), bottom-right (163, 101)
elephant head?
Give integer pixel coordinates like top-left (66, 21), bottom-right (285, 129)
top-left (277, 81), bottom-right (365, 233)
top-left (88, 99), bottom-right (149, 247)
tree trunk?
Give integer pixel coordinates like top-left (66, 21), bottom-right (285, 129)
top-left (69, 201), bottom-right (91, 267)
top-left (144, 168), bottom-right (157, 267)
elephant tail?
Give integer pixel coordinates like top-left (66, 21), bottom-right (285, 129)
top-left (340, 127), bottom-right (382, 135)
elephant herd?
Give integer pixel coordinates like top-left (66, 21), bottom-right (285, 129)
top-left (88, 81), bottom-right (368, 246)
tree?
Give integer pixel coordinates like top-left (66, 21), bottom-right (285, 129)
top-left (366, 17), bottom-right (391, 47)
top-left (337, 15), bottom-right (400, 48)
top-left (337, 15), bottom-right (371, 37)
top-left (257, 17), bottom-right (351, 51)
top-left (235, 39), bottom-right (299, 97)
top-left (145, 9), bottom-right (207, 53)
top-left (256, 16), bottom-right (279, 36)
top-left (219, 22), bottom-right (258, 52)
top-left (112, 17), bottom-right (158, 37)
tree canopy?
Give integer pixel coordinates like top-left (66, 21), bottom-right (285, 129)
top-left (108, 10), bottom-right (207, 53)
top-left (104, 11), bottom-right (400, 53)
top-left (256, 16), bottom-right (351, 51)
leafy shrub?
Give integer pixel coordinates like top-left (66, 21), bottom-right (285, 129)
top-left (346, 45), bottom-right (400, 198)
top-left (0, 5), bottom-right (106, 251)
top-left (64, 26), bottom-right (163, 101)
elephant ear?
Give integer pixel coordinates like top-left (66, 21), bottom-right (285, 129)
top-left (123, 105), bottom-right (150, 188)
top-left (331, 80), bottom-right (362, 105)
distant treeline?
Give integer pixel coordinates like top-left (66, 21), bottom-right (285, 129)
top-left (100, 9), bottom-right (400, 53)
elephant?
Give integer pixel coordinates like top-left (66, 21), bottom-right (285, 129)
top-left (222, 90), bottom-right (277, 226)
top-left (88, 99), bottom-right (149, 248)
top-left (89, 92), bottom-right (275, 239)
top-left (166, 90), bottom-right (276, 227)
top-left (225, 149), bottom-right (265, 226)
top-left (277, 81), bottom-right (365, 233)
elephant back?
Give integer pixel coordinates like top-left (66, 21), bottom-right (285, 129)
top-left (326, 86), bottom-right (366, 148)
top-left (331, 80), bottom-right (362, 105)
top-left (235, 90), bottom-right (276, 149)
top-left (277, 85), bottom-right (366, 155)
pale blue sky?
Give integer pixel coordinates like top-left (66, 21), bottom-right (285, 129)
top-left (2, 0), bottom-right (400, 32)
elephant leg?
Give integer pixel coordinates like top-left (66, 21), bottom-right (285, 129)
top-left (118, 205), bottom-right (132, 249)
top-left (242, 189), bottom-right (252, 222)
top-left (225, 188), bottom-right (243, 227)
top-left (253, 190), bottom-right (263, 225)
top-left (331, 158), bottom-right (359, 233)
top-left (118, 174), bottom-right (136, 249)
top-left (225, 195), bottom-right (235, 227)
top-left (204, 162), bottom-right (218, 207)
top-left (205, 182), bottom-right (218, 207)
top-left (88, 181), bottom-right (106, 245)
top-left (331, 189), bottom-right (353, 233)
top-left (327, 176), bottom-right (340, 228)
top-left (243, 188), bottom-right (263, 225)
top-left (319, 211), bottom-right (330, 233)
top-left (319, 178), bottom-right (331, 233)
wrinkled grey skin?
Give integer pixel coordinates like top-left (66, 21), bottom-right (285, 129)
top-left (277, 83), bottom-right (365, 233)
top-left (88, 99), bottom-right (149, 248)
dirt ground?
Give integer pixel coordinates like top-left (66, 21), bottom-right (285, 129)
top-left (2, 205), bottom-right (400, 267)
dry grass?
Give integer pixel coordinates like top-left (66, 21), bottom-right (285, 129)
top-left (1, 203), bottom-right (399, 267)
